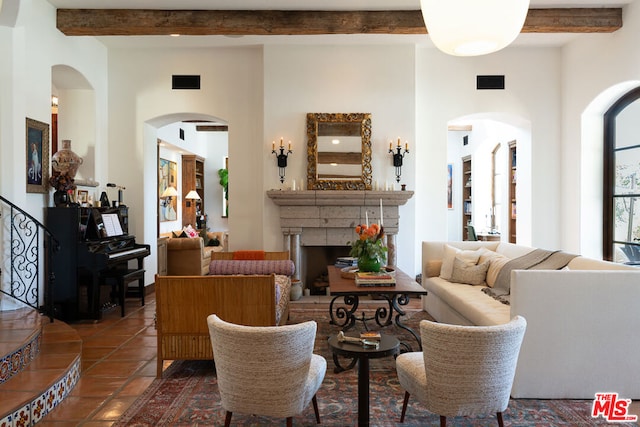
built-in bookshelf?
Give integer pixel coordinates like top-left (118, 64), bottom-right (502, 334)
top-left (509, 142), bottom-right (517, 243)
top-left (462, 156), bottom-right (472, 240)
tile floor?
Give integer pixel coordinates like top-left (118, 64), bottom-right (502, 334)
top-left (38, 294), bottom-right (159, 426)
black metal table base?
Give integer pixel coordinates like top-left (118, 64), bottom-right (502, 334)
top-left (329, 293), bottom-right (422, 351)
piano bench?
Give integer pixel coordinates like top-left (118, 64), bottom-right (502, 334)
top-left (101, 268), bottom-right (146, 317)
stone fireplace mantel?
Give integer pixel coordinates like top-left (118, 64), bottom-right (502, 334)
top-left (267, 190), bottom-right (414, 282)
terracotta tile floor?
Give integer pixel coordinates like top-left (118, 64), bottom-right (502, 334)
top-left (38, 294), bottom-right (159, 426)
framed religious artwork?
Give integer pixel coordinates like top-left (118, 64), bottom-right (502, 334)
top-left (26, 118), bottom-right (50, 193)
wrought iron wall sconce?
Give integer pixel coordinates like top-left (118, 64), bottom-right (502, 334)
top-left (389, 138), bottom-right (409, 182)
top-left (272, 137), bottom-right (292, 183)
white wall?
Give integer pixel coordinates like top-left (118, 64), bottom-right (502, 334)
top-left (415, 47), bottom-right (560, 254)
top-left (262, 45), bottom-right (417, 274)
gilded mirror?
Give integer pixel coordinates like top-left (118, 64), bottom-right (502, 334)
top-left (306, 113), bottom-right (372, 190)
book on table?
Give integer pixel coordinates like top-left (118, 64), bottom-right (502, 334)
top-left (355, 271), bottom-right (396, 287)
top-left (360, 331), bottom-right (381, 341)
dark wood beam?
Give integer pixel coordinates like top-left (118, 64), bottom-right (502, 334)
top-left (196, 125), bottom-right (229, 132)
top-left (56, 8), bottom-right (622, 37)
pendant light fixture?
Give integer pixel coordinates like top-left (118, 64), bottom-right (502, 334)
top-left (420, 0), bottom-right (530, 56)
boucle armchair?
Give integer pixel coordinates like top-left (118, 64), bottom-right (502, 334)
top-left (207, 314), bottom-right (327, 427)
top-left (396, 316), bottom-right (527, 426)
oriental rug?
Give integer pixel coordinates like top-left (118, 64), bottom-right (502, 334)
top-left (115, 307), bottom-right (636, 426)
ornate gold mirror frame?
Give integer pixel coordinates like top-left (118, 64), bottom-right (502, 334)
top-left (306, 113), bottom-right (372, 190)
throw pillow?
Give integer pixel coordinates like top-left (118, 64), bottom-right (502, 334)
top-left (440, 245), bottom-right (484, 281)
top-left (450, 257), bottom-right (490, 286)
top-left (425, 260), bottom-right (442, 278)
top-left (183, 224), bottom-right (199, 238)
top-left (485, 253), bottom-right (511, 287)
top-left (208, 237), bottom-right (221, 247)
top-left (199, 228), bottom-right (210, 245)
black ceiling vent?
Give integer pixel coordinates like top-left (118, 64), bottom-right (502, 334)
top-left (477, 75), bottom-right (505, 90)
top-left (172, 75), bottom-right (201, 90)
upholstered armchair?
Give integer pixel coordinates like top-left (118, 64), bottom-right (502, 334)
top-left (396, 316), bottom-right (527, 426)
top-left (207, 314), bottom-right (327, 427)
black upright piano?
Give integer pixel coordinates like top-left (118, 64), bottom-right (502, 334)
top-left (46, 206), bottom-right (150, 321)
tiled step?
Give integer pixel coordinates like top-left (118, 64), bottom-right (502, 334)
top-left (0, 308), bottom-right (81, 426)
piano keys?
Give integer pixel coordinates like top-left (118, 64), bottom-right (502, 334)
top-left (47, 206), bottom-right (150, 321)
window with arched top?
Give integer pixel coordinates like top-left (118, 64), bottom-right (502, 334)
top-left (603, 87), bottom-right (640, 264)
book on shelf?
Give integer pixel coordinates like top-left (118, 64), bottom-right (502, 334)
top-left (355, 271), bottom-right (396, 287)
top-left (360, 331), bottom-right (381, 341)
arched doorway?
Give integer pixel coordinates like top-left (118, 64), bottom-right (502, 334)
top-left (446, 113), bottom-right (531, 244)
top-left (142, 113), bottom-right (229, 275)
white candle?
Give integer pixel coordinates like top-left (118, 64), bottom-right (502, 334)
top-left (379, 198), bottom-right (383, 226)
top-left (292, 179), bottom-right (296, 191)
top-left (365, 211), bottom-right (369, 227)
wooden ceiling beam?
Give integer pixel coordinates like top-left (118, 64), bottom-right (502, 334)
top-left (56, 8), bottom-right (622, 37)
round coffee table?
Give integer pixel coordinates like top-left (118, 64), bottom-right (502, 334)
top-left (328, 332), bottom-right (400, 427)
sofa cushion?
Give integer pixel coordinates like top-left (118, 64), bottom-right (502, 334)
top-left (209, 259), bottom-right (295, 276)
top-left (424, 276), bottom-right (510, 326)
top-left (440, 245), bottom-right (484, 281)
top-left (450, 257), bottom-right (490, 285)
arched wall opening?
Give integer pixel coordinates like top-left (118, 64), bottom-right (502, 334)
top-left (446, 113), bottom-right (532, 244)
top-left (143, 112), bottom-right (229, 280)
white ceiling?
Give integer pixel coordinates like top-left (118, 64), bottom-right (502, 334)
top-left (45, 0), bottom-right (633, 48)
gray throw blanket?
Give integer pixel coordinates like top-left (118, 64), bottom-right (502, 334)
top-left (483, 249), bottom-right (578, 305)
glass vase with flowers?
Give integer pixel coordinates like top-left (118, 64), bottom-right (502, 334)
top-left (349, 223), bottom-right (387, 272)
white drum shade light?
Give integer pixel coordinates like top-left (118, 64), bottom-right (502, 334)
top-left (420, 0), bottom-right (530, 56)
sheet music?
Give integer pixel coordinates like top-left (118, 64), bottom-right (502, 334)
top-left (101, 213), bottom-right (124, 237)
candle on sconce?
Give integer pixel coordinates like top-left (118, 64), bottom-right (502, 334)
top-left (288, 141), bottom-right (292, 151)
top-left (405, 142), bottom-right (409, 151)
top-left (389, 142), bottom-right (392, 150)
top-left (280, 137), bottom-right (284, 147)
top-left (272, 141), bottom-right (275, 151)
top-left (397, 137), bottom-right (401, 147)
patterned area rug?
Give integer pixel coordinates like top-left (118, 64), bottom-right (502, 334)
top-left (115, 307), bottom-right (635, 426)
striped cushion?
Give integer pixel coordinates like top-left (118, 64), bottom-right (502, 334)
top-left (208, 259), bottom-right (295, 276)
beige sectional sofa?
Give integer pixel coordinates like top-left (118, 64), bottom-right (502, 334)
top-left (422, 241), bottom-right (640, 399)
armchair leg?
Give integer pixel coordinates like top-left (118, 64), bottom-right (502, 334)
top-left (312, 395), bottom-right (321, 424)
top-left (497, 411), bottom-right (504, 427)
top-left (440, 415), bottom-right (447, 427)
top-left (286, 416), bottom-right (293, 427)
top-left (224, 411), bottom-right (232, 427)
top-left (400, 391), bottom-right (410, 422)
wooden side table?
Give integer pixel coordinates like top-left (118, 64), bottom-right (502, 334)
top-left (328, 332), bottom-right (400, 427)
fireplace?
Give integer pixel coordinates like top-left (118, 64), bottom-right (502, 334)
top-left (267, 190), bottom-right (413, 293)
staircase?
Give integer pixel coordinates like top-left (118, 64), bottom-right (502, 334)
top-left (0, 196), bottom-right (79, 425)
top-left (0, 307), bottom-right (81, 425)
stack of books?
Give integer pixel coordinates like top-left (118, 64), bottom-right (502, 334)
top-left (335, 257), bottom-right (357, 268)
top-left (360, 331), bottom-right (381, 341)
top-left (355, 271), bottom-right (396, 287)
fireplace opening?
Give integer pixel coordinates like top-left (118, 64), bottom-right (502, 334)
top-left (302, 245), bottom-right (351, 295)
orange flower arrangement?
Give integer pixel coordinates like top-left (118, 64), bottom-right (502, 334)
top-left (349, 223), bottom-right (387, 270)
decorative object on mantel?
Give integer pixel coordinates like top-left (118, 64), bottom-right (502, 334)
top-left (389, 137), bottom-right (409, 183)
top-left (49, 170), bottom-right (77, 207)
top-left (51, 139), bottom-right (83, 178)
top-left (349, 223), bottom-right (387, 273)
top-left (306, 112), bottom-right (372, 190)
top-left (271, 137), bottom-right (292, 183)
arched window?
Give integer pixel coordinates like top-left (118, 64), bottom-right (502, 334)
top-left (603, 87), bottom-right (640, 264)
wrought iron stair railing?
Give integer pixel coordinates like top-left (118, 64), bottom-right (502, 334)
top-left (0, 195), bottom-right (59, 321)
